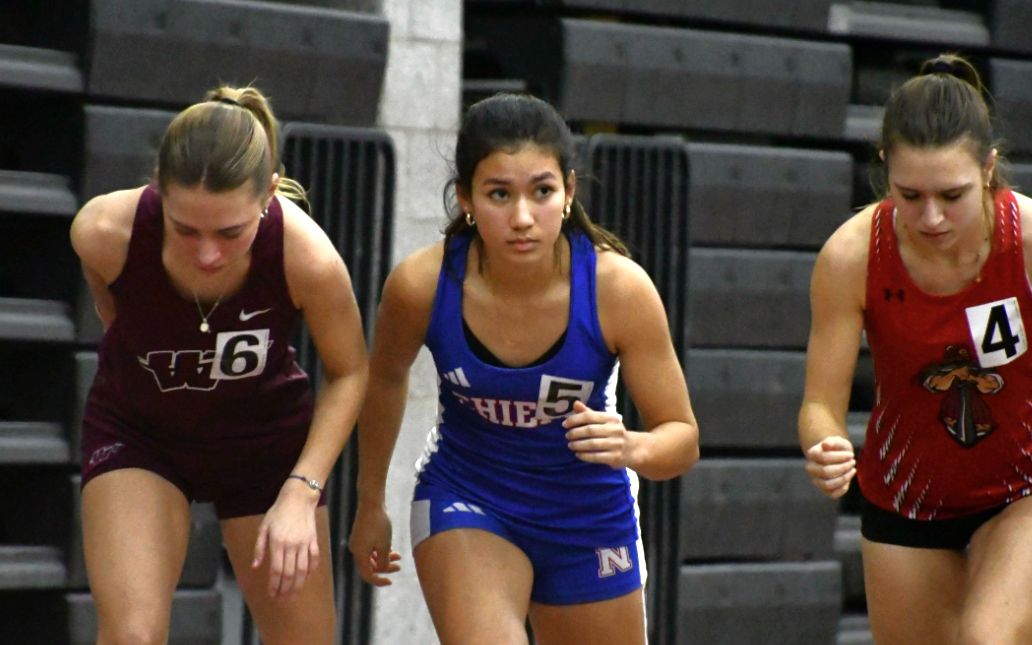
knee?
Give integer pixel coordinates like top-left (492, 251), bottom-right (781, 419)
top-left (957, 614), bottom-right (1024, 645)
top-left (98, 620), bottom-right (169, 645)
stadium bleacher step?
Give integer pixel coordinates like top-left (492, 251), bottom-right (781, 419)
top-left (835, 515), bottom-right (865, 607)
top-left (843, 104), bottom-right (884, 143)
top-left (827, 1), bottom-right (989, 46)
top-left (0, 43), bottom-right (82, 93)
top-left (0, 170), bottom-right (78, 217)
top-left (681, 458), bottom-right (838, 561)
top-left (0, 297), bottom-right (75, 342)
top-left (0, 546), bottom-right (66, 590)
top-left (0, 422), bottom-right (70, 464)
top-left (686, 143), bottom-right (853, 249)
top-left (677, 561), bottom-right (842, 645)
top-left (688, 249), bottom-right (816, 349)
top-left (847, 411), bottom-right (869, 447)
top-left (990, 59), bottom-right (1032, 156)
top-left (82, 105), bottom-right (177, 201)
top-left (838, 614), bottom-right (874, 645)
top-left (470, 17), bottom-right (852, 137)
top-left (68, 588), bottom-right (222, 645)
top-left (992, 0), bottom-right (1032, 55)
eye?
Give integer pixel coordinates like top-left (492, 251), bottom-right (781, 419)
top-left (219, 228), bottom-right (244, 240)
top-left (942, 192), bottom-right (963, 202)
top-left (535, 185), bottom-right (556, 198)
top-left (489, 188), bottom-right (509, 200)
top-left (900, 193), bottom-right (920, 202)
top-left (175, 226), bottom-right (200, 238)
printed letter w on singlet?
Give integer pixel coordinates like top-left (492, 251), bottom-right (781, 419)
top-left (596, 547), bottom-right (632, 577)
top-left (138, 350), bottom-right (219, 392)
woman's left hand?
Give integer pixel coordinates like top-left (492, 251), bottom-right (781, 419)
top-left (564, 400), bottom-right (638, 469)
top-left (252, 480), bottom-right (322, 599)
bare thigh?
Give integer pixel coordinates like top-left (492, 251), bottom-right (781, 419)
top-left (221, 507), bottom-right (336, 645)
top-left (529, 586), bottom-right (647, 645)
top-left (82, 468), bottom-right (193, 645)
top-left (862, 537), bottom-right (966, 645)
top-left (413, 528), bottom-right (534, 645)
top-left (959, 496), bottom-right (1032, 644)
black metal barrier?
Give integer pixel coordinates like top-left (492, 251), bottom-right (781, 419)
top-left (580, 134), bottom-right (690, 645)
top-left (241, 124), bottom-right (394, 645)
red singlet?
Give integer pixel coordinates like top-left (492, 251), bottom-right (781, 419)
top-left (858, 190), bottom-right (1032, 519)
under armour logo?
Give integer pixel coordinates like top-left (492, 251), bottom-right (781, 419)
top-left (442, 502), bottom-right (485, 515)
top-left (884, 289), bottom-right (905, 302)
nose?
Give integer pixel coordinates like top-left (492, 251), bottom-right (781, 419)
top-left (511, 197), bottom-right (534, 229)
top-left (920, 198), bottom-right (946, 228)
top-left (197, 238), bottom-right (223, 267)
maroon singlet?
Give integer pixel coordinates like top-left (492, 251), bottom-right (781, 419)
top-left (858, 190), bottom-right (1032, 520)
top-left (80, 186), bottom-right (317, 518)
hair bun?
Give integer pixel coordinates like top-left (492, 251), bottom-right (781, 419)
top-left (927, 60), bottom-right (957, 76)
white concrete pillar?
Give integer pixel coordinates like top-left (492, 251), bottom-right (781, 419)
top-left (372, 1), bottom-right (462, 643)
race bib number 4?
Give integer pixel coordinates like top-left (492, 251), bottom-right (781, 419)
top-left (966, 298), bottom-right (1027, 368)
top-left (211, 329), bottom-right (271, 379)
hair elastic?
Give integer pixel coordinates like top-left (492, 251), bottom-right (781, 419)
top-left (218, 97), bottom-right (242, 107)
top-left (928, 60), bottom-right (956, 76)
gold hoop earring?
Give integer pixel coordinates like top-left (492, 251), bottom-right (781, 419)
top-left (465, 212), bottom-right (475, 227)
top-left (563, 203), bottom-right (571, 221)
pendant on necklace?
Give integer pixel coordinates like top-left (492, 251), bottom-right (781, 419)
top-left (200, 321), bottom-right (210, 333)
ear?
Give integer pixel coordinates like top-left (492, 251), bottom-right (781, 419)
top-left (566, 169), bottom-right (576, 205)
top-left (984, 148), bottom-right (998, 182)
top-left (455, 184), bottom-right (473, 217)
top-left (878, 150), bottom-right (886, 162)
top-left (265, 173), bottom-right (280, 206)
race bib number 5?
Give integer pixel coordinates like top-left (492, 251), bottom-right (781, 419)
top-left (966, 298), bottom-right (1027, 368)
top-left (211, 329), bottom-right (271, 379)
top-left (536, 375), bottom-right (594, 422)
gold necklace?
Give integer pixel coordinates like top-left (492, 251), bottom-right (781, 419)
top-left (194, 294), bottom-right (223, 333)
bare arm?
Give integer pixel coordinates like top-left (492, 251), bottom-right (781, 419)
top-left (564, 252), bottom-right (699, 481)
top-left (349, 244), bottom-right (441, 585)
top-left (254, 196), bottom-right (370, 596)
top-left (799, 206), bottom-right (871, 497)
top-left (69, 188), bottom-right (143, 330)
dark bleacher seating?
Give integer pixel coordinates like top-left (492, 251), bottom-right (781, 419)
top-left (688, 249), bottom-right (816, 349)
top-left (88, 0), bottom-right (388, 124)
top-left (992, 58), bottom-right (1032, 155)
top-left (991, 0), bottom-right (1032, 55)
top-left (680, 459), bottom-right (837, 561)
top-left (686, 144), bottom-right (853, 248)
top-left (827, 2), bottom-right (988, 47)
top-left (470, 17), bottom-right (852, 137)
top-left (677, 562), bottom-right (842, 645)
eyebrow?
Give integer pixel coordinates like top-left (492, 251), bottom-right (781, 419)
top-left (168, 216), bottom-right (245, 233)
top-left (482, 171), bottom-right (558, 186)
top-left (893, 181), bottom-right (973, 193)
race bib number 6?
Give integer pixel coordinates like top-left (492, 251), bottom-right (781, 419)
top-left (211, 329), bottom-right (271, 380)
top-left (966, 298), bottom-right (1027, 368)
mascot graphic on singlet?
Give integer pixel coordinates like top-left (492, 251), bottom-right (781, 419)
top-left (919, 345), bottom-right (1004, 448)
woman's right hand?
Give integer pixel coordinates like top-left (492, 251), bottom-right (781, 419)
top-left (348, 500), bottom-right (401, 586)
top-left (805, 436), bottom-right (856, 499)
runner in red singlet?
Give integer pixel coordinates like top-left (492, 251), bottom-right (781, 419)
top-left (800, 55), bottom-right (1032, 644)
top-left (70, 87), bottom-right (378, 645)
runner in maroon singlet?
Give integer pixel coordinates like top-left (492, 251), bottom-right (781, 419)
top-left (800, 55), bottom-right (1032, 644)
top-left (70, 87), bottom-right (381, 645)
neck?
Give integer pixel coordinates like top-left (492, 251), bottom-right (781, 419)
top-left (475, 237), bottom-right (568, 299)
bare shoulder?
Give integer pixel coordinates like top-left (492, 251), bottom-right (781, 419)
top-left (594, 248), bottom-right (667, 352)
top-left (382, 242), bottom-right (445, 314)
top-left (70, 186), bottom-right (146, 283)
top-left (594, 248), bottom-right (656, 304)
top-left (812, 203), bottom-right (876, 311)
top-left (280, 195), bottom-right (353, 309)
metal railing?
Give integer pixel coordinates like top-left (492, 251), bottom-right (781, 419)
top-left (580, 133), bottom-right (691, 645)
top-left (242, 123), bottom-right (395, 645)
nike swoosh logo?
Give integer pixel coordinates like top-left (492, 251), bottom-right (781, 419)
top-left (239, 308), bottom-right (273, 321)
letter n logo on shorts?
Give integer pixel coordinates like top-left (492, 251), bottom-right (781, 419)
top-left (596, 546), bottom-right (632, 578)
